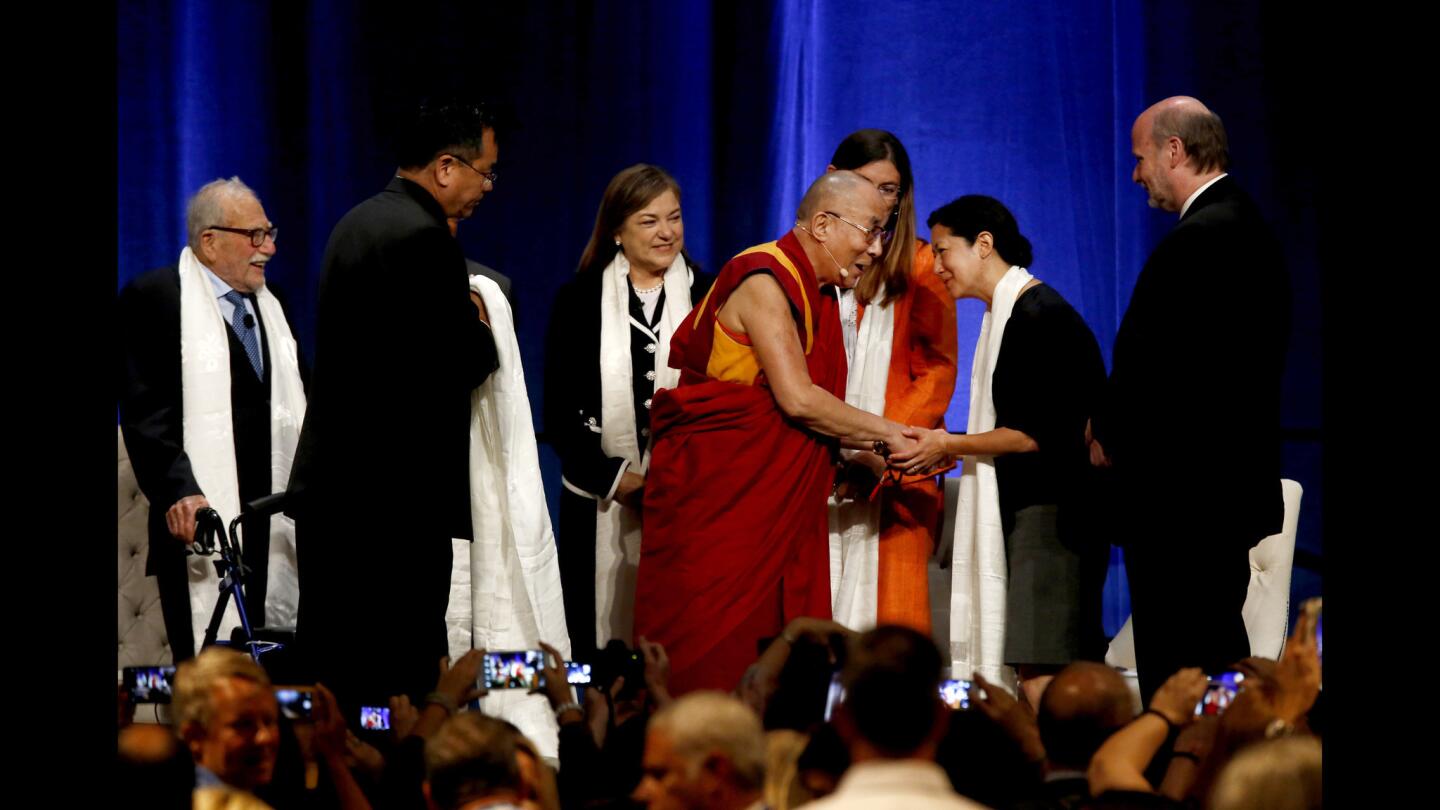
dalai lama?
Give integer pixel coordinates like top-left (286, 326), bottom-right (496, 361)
top-left (635, 171), bottom-right (920, 694)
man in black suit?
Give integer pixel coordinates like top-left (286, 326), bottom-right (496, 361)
top-left (287, 97), bottom-right (501, 709)
top-left (119, 177), bottom-right (306, 662)
top-left (1089, 97), bottom-right (1290, 703)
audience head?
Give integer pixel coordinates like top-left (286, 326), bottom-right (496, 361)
top-left (423, 712), bottom-right (527, 810)
top-left (635, 691), bottom-right (766, 810)
top-left (172, 647), bottom-right (280, 792)
top-left (835, 625), bottom-right (946, 759)
top-left (117, 723), bottom-right (194, 809)
top-left (186, 177), bottom-right (275, 294)
top-left (1208, 735), bottom-right (1321, 810)
top-left (936, 707), bottom-right (1043, 808)
top-left (1037, 661), bottom-right (1136, 771)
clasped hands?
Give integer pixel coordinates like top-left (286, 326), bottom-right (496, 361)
top-left (881, 425), bottom-right (953, 478)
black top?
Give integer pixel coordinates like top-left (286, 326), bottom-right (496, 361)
top-left (287, 176), bottom-right (498, 539)
top-left (1090, 176), bottom-right (1290, 542)
top-left (992, 283), bottom-right (1107, 521)
top-left (544, 265), bottom-right (714, 498)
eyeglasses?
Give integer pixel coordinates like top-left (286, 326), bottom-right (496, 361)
top-left (824, 211), bottom-right (884, 243)
top-left (875, 183), bottom-right (901, 200)
top-left (447, 154), bottom-right (498, 186)
top-left (208, 226), bottom-right (278, 247)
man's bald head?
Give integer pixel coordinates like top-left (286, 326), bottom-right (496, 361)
top-left (792, 171), bottom-right (889, 284)
top-left (796, 170), bottom-right (885, 223)
top-left (1037, 662), bottom-right (1135, 770)
top-left (1136, 96), bottom-right (1229, 174)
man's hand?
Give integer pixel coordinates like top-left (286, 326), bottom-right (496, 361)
top-left (470, 290), bottom-right (490, 325)
top-left (1269, 618), bottom-right (1322, 724)
top-left (389, 694), bottom-right (419, 741)
top-left (1149, 667), bottom-right (1208, 726)
top-left (165, 494), bottom-right (210, 544)
top-left (311, 683), bottom-right (348, 761)
top-left (1085, 419), bottom-right (1111, 468)
top-left (436, 650), bottom-right (488, 706)
top-left (889, 426), bottom-right (952, 475)
top-left (532, 640), bottom-right (577, 711)
top-left (970, 672), bottom-right (1045, 763)
top-left (638, 635), bottom-right (673, 708)
top-left (615, 471), bottom-right (646, 510)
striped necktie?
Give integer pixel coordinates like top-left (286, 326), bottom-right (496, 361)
top-left (223, 290), bottom-right (264, 379)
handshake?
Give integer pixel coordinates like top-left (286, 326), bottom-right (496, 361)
top-left (837, 425), bottom-right (954, 499)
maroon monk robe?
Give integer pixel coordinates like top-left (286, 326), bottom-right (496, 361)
top-left (635, 232), bottom-right (846, 695)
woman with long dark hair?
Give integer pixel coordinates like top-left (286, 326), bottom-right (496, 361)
top-left (890, 194), bottom-right (1108, 708)
top-left (544, 164), bottom-right (714, 658)
top-left (824, 129), bottom-right (959, 634)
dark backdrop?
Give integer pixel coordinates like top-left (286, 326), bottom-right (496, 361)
top-left (117, 0), bottom-right (1323, 636)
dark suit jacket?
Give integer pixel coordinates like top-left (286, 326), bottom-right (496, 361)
top-left (117, 265), bottom-right (306, 573)
top-left (1091, 176), bottom-right (1290, 544)
top-left (287, 177), bottom-right (498, 540)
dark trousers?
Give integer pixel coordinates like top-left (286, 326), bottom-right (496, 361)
top-left (1124, 529), bottom-right (1253, 706)
top-left (294, 515), bottom-right (454, 718)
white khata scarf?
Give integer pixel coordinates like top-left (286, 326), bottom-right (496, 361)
top-left (949, 265), bottom-right (1033, 694)
top-left (446, 273), bottom-right (571, 759)
top-left (177, 246), bottom-right (305, 653)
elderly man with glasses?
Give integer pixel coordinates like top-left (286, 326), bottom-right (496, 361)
top-left (119, 176), bottom-right (308, 662)
top-left (633, 171), bottom-right (921, 696)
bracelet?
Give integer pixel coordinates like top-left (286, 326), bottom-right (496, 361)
top-left (1142, 708), bottom-right (1178, 731)
top-left (424, 691), bottom-right (458, 716)
top-left (554, 701), bottom-right (583, 720)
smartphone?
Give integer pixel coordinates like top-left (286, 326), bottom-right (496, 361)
top-left (123, 666), bottom-right (177, 704)
top-left (822, 672), bottom-right (846, 721)
top-left (482, 650), bottom-right (545, 690)
top-left (566, 662), bottom-right (592, 685)
top-left (274, 687), bottom-right (315, 721)
top-left (938, 678), bottom-right (974, 710)
top-left (1194, 671), bottom-right (1245, 716)
top-left (359, 706), bottom-right (391, 730)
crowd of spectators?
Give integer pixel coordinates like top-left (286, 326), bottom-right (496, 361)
top-left (117, 613), bottom-right (1321, 809)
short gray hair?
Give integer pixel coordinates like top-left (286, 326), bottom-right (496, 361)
top-left (171, 646), bottom-right (271, 734)
top-left (648, 691), bottom-right (766, 791)
top-left (1151, 106), bottom-right (1229, 173)
top-left (186, 176), bottom-right (260, 252)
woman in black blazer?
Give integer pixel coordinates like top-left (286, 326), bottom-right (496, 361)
top-left (544, 164), bottom-right (714, 658)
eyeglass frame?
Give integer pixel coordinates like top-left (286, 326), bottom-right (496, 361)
top-left (823, 210), bottom-right (884, 243)
top-left (208, 225), bottom-right (278, 247)
top-left (446, 154), bottom-right (498, 185)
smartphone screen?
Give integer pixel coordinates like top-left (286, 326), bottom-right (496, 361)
top-left (566, 662), bottom-right (592, 685)
top-left (1194, 671), bottom-right (1245, 716)
top-left (123, 666), bottom-right (177, 704)
top-left (482, 650), bottom-right (545, 689)
top-left (822, 672), bottom-right (846, 721)
top-left (359, 706), bottom-right (391, 730)
top-left (274, 687), bottom-right (314, 721)
top-left (939, 678), bottom-right (973, 710)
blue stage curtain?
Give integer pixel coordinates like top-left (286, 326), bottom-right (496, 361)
top-left (119, 1), bottom-right (1324, 642)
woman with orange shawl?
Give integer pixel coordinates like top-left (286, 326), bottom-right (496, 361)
top-left (825, 130), bottom-right (958, 634)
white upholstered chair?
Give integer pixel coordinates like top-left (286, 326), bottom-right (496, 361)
top-left (118, 425), bottom-right (173, 670)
